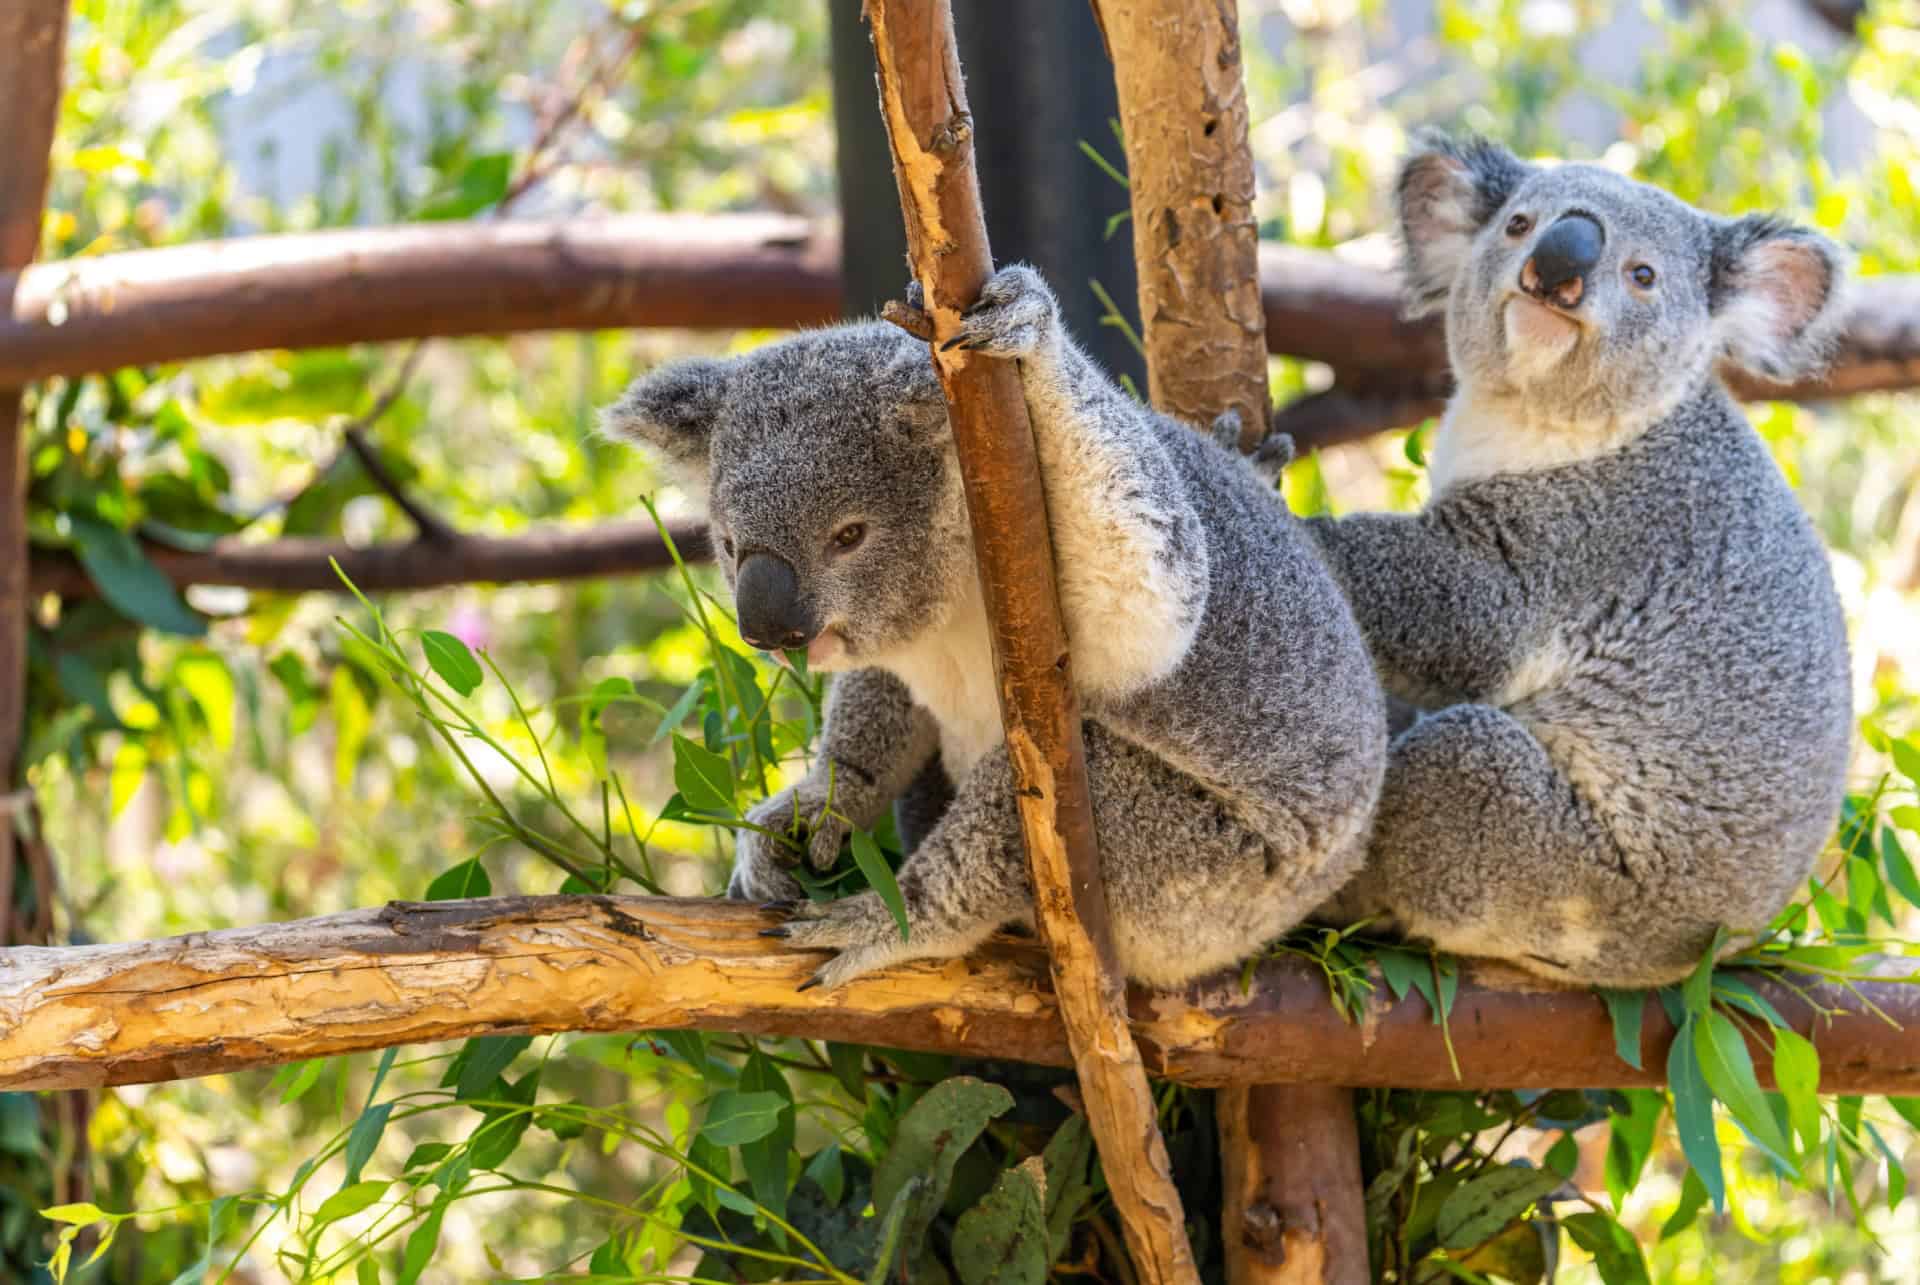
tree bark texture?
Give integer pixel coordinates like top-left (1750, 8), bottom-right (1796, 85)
top-left (1218, 1085), bottom-right (1370, 1285)
top-left (862, 3), bottom-right (1199, 1281)
top-left (9, 896), bottom-right (1920, 1095)
top-left (1092, 0), bottom-right (1270, 443)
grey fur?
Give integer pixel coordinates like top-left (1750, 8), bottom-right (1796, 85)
top-left (1310, 136), bottom-right (1853, 987)
top-left (606, 265), bottom-right (1386, 990)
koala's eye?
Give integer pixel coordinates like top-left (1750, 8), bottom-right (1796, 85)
top-left (1631, 264), bottom-right (1658, 289)
top-left (830, 522), bottom-right (867, 552)
top-left (1505, 213), bottom-right (1533, 238)
top-left (721, 536), bottom-right (736, 560)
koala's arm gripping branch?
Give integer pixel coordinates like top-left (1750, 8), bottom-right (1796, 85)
top-left (861, 3), bottom-right (1200, 1281)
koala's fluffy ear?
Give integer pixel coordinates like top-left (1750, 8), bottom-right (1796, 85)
top-left (1709, 215), bottom-right (1849, 383)
top-left (1395, 133), bottom-right (1535, 317)
top-left (599, 357), bottom-right (728, 475)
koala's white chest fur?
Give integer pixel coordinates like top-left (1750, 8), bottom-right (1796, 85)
top-left (1428, 392), bottom-right (1652, 495)
top-left (878, 578), bottom-right (1004, 778)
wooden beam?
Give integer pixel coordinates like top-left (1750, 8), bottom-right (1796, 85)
top-left (863, 3), bottom-right (1198, 1280)
top-left (0, 0), bottom-right (70, 912)
top-left (28, 520), bottom-right (708, 600)
top-left (3, 222), bottom-right (1917, 446)
top-left (0, 214), bottom-right (840, 383)
top-left (7, 895), bottom-right (1920, 1095)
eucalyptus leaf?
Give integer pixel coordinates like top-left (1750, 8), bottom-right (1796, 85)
top-left (1561, 1210), bottom-right (1651, 1285)
top-left (700, 1090), bottom-right (789, 1148)
top-left (68, 514), bottom-right (207, 637)
top-left (852, 828), bottom-right (909, 941)
top-left (421, 630), bottom-right (484, 696)
top-left (1667, 1018), bottom-right (1726, 1212)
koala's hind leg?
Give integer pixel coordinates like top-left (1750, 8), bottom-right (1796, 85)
top-left (1324, 703), bottom-right (1709, 988)
top-left (770, 724), bottom-right (1355, 991)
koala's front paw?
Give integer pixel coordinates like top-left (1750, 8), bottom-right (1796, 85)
top-left (725, 844), bottom-right (804, 903)
top-left (751, 781), bottom-right (852, 870)
top-left (942, 264), bottom-right (1056, 359)
top-left (764, 892), bottom-right (915, 990)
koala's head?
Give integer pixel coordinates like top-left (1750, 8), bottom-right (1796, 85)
top-left (1397, 133), bottom-right (1847, 430)
top-left (602, 323), bottom-right (966, 671)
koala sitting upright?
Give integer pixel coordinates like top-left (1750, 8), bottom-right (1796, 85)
top-left (604, 265), bottom-right (1386, 991)
top-left (1311, 135), bottom-right (1853, 987)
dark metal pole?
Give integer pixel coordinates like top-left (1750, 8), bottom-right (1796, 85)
top-left (828, 0), bottom-right (1144, 387)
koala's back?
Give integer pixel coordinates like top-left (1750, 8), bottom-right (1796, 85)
top-left (1471, 388), bottom-right (1850, 919)
top-left (1102, 418), bottom-right (1388, 849)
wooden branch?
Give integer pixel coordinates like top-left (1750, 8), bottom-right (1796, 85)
top-left (28, 521), bottom-right (708, 600)
top-left (0, 214), bottom-right (840, 384)
top-left (863, 4), bottom-right (1197, 1281)
top-left (3, 220), bottom-right (1916, 444)
top-left (1096, 0), bottom-right (1269, 443)
top-left (1, 0), bottom-right (70, 935)
top-left (9, 895), bottom-right (1920, 1094)
top-left (1219, 1085), bottom-right (1369, 1285)
top-left (1092, 8), bottom-right (1364, 1281)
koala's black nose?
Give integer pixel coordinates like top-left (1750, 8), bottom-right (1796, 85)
top-left (735, 552), bottom-right (815, 652)
top-left (1521, 213), bottom-right (1605, 305)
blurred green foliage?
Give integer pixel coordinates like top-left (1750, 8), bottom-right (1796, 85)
top-left (7, 0), bottom-right (1920, 1281)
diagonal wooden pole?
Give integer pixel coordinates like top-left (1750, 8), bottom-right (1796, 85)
top-left (1090, 2), bottom-right (1370, 1281)
top-left (861, 3), bottom-right (1199, 1281)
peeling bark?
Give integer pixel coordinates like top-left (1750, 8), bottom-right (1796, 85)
top-left (7, 897), bottom-right (1920, 1095)
top-left (862, 4), bottom-right (1199, 1280)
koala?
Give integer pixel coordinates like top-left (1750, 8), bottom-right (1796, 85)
top-left (604, 265), bottom-right (1386, 991)
top-left (1309, 134), bottom-right (1854, 988)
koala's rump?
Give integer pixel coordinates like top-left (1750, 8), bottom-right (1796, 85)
top-left (1497, 418), bottom-right (1850, 925)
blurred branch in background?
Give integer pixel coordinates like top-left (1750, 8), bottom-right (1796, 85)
top-left (5, 225), bottom-right (1917, 449)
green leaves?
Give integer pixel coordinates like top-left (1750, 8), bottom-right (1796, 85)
top-left (951, 1159), bottom-right (1048, 1285)
top-left (1665, 1016), bottom-right (1726, 1213)
top-left (1600, 989), bottom-right (1646, 1070)
top-left (67, 513), bottom-right (206, 637)
top-left (314, 1179), bottom-right (388, 1226)
top-left (851, 828), bottom-right (909, 941)
top-left (1434, 1163), bottom-right (1563, 1251)
top-left (699, 1090), bottom-right (789, 1147)
top-left (672, 732), bottom-right (736, 815)
top-left (1693, 1010), bottom-right (1796, 1174)
top-left (872, 1077), bottom-right (1016, 1269)
top-left (1772, 1027), bottom-right (1823, 1154)
top-left (417, 152), bottom-right (512, 221)
top-left (1562, 1211), bottom-right (1651, 1285)
top-left (420, 630), bottom-right (483, 696)
top-left (424, 858), bottom-right (490, 901)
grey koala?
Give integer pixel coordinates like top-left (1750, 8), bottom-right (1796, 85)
top-left (1310, 135), bottom-right (1854, 987)
top-left (603, 265), bottom-right (1386, 991)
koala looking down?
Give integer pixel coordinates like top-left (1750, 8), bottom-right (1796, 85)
top-left (604, 265), bottom-right (1386, 991)
top-left (1311, 135), bottom-right (1853, 987)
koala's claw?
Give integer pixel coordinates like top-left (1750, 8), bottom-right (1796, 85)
top-left (944, 264), bottom-right (1055, 360)
top-left (766, 892), bottom-right (912, 990)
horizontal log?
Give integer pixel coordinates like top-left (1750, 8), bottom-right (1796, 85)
top-left (4, 894), bottom-right (1918, 1094)
top-left (27, 520), bottom-right (709, 599)
top-left (5, 223), bottom-right (1915, 443)
top-left (0, 214), bottom-right (841, 383)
